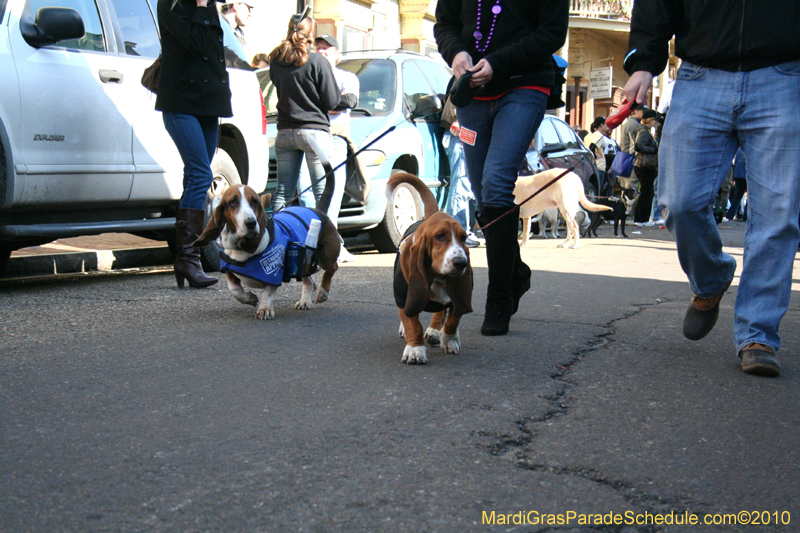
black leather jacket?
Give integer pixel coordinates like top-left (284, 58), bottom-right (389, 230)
top-left (156, 0), bottom-right (232, 118)
top-left (624, 0), bottom-right (800, 75)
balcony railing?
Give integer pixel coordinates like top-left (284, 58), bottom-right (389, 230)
top-left (570, 0), bottom-right (632, 21)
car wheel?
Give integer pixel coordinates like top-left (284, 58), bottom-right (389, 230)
top-left (200, 148), bottom-right (241, 272)
top-left (585, 180), bottom-right (598, 201)
top-left (369, 180), bottom-right (423, 253)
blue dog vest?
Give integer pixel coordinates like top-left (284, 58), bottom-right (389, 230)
top-left (220, 207), bottom-right (321, 286)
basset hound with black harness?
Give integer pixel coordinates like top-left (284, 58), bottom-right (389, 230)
top-left (194, 176), bottom-right (340, 320)
top-left (389, 172), bottom-right (473, 364)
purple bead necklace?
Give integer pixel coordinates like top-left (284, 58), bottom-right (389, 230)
top-left (473, 0), bottom-right (502, 53)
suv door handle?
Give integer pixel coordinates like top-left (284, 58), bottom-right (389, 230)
top-left (99, 70), bottom-right (124, 83)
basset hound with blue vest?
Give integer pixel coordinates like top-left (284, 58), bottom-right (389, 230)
top-left (194, 179), bottom-right (340, 320)
top-left (389, 172), bottom-right (473, 364)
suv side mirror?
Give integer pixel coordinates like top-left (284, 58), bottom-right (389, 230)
top-left (540, 142), bottom-right (567, 156)
top-left (21, 7), bottom-right (85, 48)
top-left (410, 94), bottom-right (442, 119)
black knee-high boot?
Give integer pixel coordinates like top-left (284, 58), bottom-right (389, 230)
top-left (480, 205), bottom-right (531, 335)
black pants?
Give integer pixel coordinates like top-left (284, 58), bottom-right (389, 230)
top-left (727, 178), bottom-right (747, 220)
top-left (634, 166), bottom-right (657, 223)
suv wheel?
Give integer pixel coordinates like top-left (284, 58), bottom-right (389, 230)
top-left (200, 148), bottom-right (241, 272)
top-left (369, 178), bottom-right (422, 253)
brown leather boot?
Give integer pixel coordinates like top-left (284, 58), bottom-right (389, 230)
top-left (174, 208), bottom-right (218, 288)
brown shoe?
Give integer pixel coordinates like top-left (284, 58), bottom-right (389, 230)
top-left (682, 278), bottom-right (733, 340)
top-left (739, 343), bottom-right (781, 377)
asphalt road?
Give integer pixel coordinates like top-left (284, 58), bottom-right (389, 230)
top-left (1, 222), bottom-right (798, 532)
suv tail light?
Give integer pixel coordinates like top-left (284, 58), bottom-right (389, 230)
top-left (259, 89), bottom-right (267, 135)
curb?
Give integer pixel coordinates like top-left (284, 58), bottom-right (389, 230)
top-left (4, 246), bottom-right (173, 278)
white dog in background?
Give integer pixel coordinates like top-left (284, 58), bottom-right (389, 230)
top-left (514, 169), bottom-right (611, 249)
top-left (526, 207), bottom-right (590, 242)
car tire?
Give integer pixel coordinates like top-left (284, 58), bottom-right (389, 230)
top-left (369, 179), bottom-right (423, 253)
top-left (584, 179), bottom-right (598, 201)
top-left (200, 148), bottom-right (241, 272)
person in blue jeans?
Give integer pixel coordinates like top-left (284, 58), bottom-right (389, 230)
top-left (435, 0), bottom-right (569, 336)
top-left (624, 0), bottom-right (800, 377)
top-left (726, 149), bottom-right (747, 221)
top-left (268, 11), bottom-right (339, 213)
top-left (440, 96), bottom-right (478, 246)
top-left (156, 0), bottom-right (232, 288)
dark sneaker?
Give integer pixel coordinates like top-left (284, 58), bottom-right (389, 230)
top-left (739, 343), bottom-right (781, 377)
top-left (683, 278), bottom-right (733, 340)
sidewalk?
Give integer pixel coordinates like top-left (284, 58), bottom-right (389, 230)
top-left (6, 233), bottom-right (172, 278)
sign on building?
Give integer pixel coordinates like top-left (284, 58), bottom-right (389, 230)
top-left (589, 67), bottom-right (613, 99)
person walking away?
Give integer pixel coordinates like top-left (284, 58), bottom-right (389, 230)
top-left (727, 149), bottom-right (748, 221)
top-left (435, 0), bottom-right (569, 336)
top-left (619, 105), bottom-right (644, 212)
top-left (624, 0), bottom-right (800, 377)
top-left (156, 0), bottom-right (232, 288)
top-left (441, 95), bottom-right (479, 247)
top-left (313, 33), bottom-right (360, 261)
top-left (267, 11), bottom-right (340, 213)
top-left (584, 116), bottom-right (612, 194)
top-left (633, 108), bottom-right (659, 223)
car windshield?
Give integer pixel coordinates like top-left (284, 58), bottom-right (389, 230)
top-left (339, 58), bottom-right (396, 117)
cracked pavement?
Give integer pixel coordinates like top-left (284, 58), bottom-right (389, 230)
top-left (1, 223), bottom-right (798, 532)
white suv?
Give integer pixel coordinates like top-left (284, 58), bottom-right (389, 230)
top-left (0, 0), bottom-right (269, 273)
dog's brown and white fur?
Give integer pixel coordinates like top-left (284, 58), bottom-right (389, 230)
top-left (194, 182), bottom-right (340, 320)
top-left (389, 173), bottom-right (473, 364)
top-left (514, 169), bottom-right (612, 249)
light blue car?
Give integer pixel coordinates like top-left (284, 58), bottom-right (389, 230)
top-left (259, 50), bottom-right (453, 253)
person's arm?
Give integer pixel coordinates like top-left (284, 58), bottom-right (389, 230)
top-left (433, 0), bottom-right (467, 70)
top-left (316, 57), bottom-right (342, 112)
top-left (158, 0), bottom-right (218, 55)
top-left (623, 0), bottom-right (682, 104)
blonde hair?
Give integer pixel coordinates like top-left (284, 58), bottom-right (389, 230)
top-left (268, 15), bottom-right (314, 67)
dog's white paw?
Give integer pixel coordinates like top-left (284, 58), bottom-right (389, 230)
top-left (295, 299), bottom-right (315, 311)
top-left (441, 330), bottom-right (461, 354)
top-left (424, 327), bottom-right (441, 346)
top-left (401, 345), bottom-right (427, 364)
top-left (398, 323), bottom-right (405, 338)
top-left (255, 306), bottom-right (275, 320)
top-left (315, 289), bottom-right (329, 304)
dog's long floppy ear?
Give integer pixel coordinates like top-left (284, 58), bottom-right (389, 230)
top-left (401, 236), bottom-right (432, 318)
top-left (446, 264), bottom-right (474, 316)
top-left (261, 193), bottom-right (272, 210)
top-left (193, 203), bottom-right (225, 247)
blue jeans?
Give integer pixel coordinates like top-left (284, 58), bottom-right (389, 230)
top-left (296, 134), bottom-right (347, 227)
top-left (162, 112), bottom-right (218, 210)
top-left (274, 128), bottom-right (333, 212)
top-left (443, 132), bottom-right (473, 230)
top-left (456, 89), bottom-right (548, 210)
top-left (659, 60), bottom-right (800, 353)
top-left (650, 177), bottom-right (664, 221)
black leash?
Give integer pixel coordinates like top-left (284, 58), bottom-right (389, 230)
top-left (477, 164), bottom-right (577, 232)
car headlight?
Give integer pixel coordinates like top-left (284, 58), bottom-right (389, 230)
top-left (358, 150), bottom-right (386, 167)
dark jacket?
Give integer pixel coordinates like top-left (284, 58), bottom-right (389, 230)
top-left (624, 0), bottom-right (800, 75)
top-left (156, 0), bottom-right (232, 117)
top-left (270, 53), bottom-right (340, 131)
top-left (434, 0), bottom-right (569, 96)
top-left (634, 123), bottom-right (658, 156)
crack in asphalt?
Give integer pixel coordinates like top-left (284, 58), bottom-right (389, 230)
top-left (472, 299), bottom-right (715, 532)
